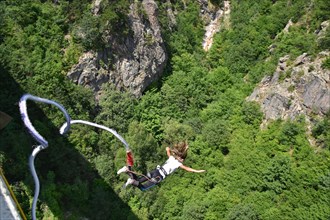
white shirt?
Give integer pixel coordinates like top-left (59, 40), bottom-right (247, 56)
top-left (161, 156), bottom-right (182, 176)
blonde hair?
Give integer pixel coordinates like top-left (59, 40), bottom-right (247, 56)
top-left (171, 141), bottom-right (189, 160)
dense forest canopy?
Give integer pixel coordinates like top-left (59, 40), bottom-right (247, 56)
top-left (0, 0), bottom-right (329, 219)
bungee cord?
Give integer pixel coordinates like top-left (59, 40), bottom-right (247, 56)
top-left (19, 94), bottom-right (71, 147)
top-left (19, 95), bottom-right (133, 219)
top-left (19, 94), bottom-right (71, 220)
top-left (60, 120), bottom-right (138, 188)
top-left (60, 120), bottom-right (130, 151)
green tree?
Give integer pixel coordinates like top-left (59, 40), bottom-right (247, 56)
top-left (162, 119), bottom-right (195, 144)
top-left (201, 119), bottom-right (231, 151)
top-left (312, 112), bottom-right (330, 149)
top-left (241, 101), bottom-right (263, 128)
top-left (96, 84), bottom-right (137, 133)
top-left (262, 154), bottom-right (293, 194)
top-left (227, 204), bottom-right (260, 220)
top-left (125, 121), bottom-right (158, 172)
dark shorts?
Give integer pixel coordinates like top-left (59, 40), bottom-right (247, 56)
top-left (136, 169), bottom-right (164, 191)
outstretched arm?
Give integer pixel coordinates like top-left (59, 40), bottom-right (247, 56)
top-left (166, 147), bottom-right (171, 157)
top-left (180, 164), bottom-right (206, 173)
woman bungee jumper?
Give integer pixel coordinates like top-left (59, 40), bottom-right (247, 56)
top-left (117, 141), bottom-right (206, 191)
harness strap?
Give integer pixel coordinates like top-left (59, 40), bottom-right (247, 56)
top-left (157, 165), bottom-right (167, 178)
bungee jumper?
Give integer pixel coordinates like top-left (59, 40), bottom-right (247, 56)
top-left (19, 93), bottom-right (205, 220)
top-left (117, 141), bottom-right (206, 191)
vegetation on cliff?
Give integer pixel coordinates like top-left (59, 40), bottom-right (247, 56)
top-left (0, 0), bottom-right (329, 219)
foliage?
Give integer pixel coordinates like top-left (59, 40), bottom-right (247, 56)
top-left (321, 57), bottom-right (330, 70)
top-left (96, 84), bottom-right (137, 133)
top-left (275, 27), bottom-right (317, 57)
top-left (241, 101), bottom-right (263, 128)
top-left (72, 12), bottom-right (102, 50)
top-left (1, 0), bottom-right (329, 219)
top-left (312, 112), bottom-right (330, 149)
top-left (310, 0), bottom-right (330, 30)
top-left (227, 203), bottom-right (260, 220)
top-left (162, 0), bottom-right (205, 56)
top-left (318, 27), bottom-right (330, 50)
top-left (162, 119), bottom-right (195, 144)
top-left (125, 121), bottom-right (158, 172)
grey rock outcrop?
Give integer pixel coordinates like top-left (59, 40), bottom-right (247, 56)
top-left (247, 51), bottom-right (330, 126)
top-left (68, 51), bottom-right (109, 92)
top-left (165, 0), bottom-right (177, 31)
top-left (68, 0), bottom-right (167, 98)
top-left (199, 1), bottom-right (231, 51)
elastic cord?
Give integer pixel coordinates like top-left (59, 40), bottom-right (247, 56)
top-left (60, 120), bottom-right (130, 151)
top-left (19, 94), bottom-right (71, 147)
top-left (19, 94), bottom-right (71, 220)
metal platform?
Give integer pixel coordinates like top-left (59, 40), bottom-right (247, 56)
top-left (0, 170), bottom-right (25, 220)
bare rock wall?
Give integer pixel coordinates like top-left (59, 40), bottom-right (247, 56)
top-left (68, 0), bottom-right (167, 98)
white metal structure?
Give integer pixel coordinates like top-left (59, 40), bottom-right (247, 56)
top-left (0, 173), bottom-right (24, 220)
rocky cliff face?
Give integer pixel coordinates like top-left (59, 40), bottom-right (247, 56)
top-left (247, 51), bottom-right (330, 127)
top-left (248, 19), bottom-right (330, 128)
top-left (200, 1), bottom-right (230, 51)
top-left (68, 0), bottom-right (167, 98)
top-left (67, 1), bottom-right (233, 98)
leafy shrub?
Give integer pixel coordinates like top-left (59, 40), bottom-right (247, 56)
top-left (321, 57), bottom-right (330, 70)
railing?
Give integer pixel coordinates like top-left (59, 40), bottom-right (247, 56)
top-left (0, 167), bottom-right (27, 220)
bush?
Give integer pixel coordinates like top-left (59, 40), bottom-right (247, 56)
top-left (321, 57), bottom-right (330, 70)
